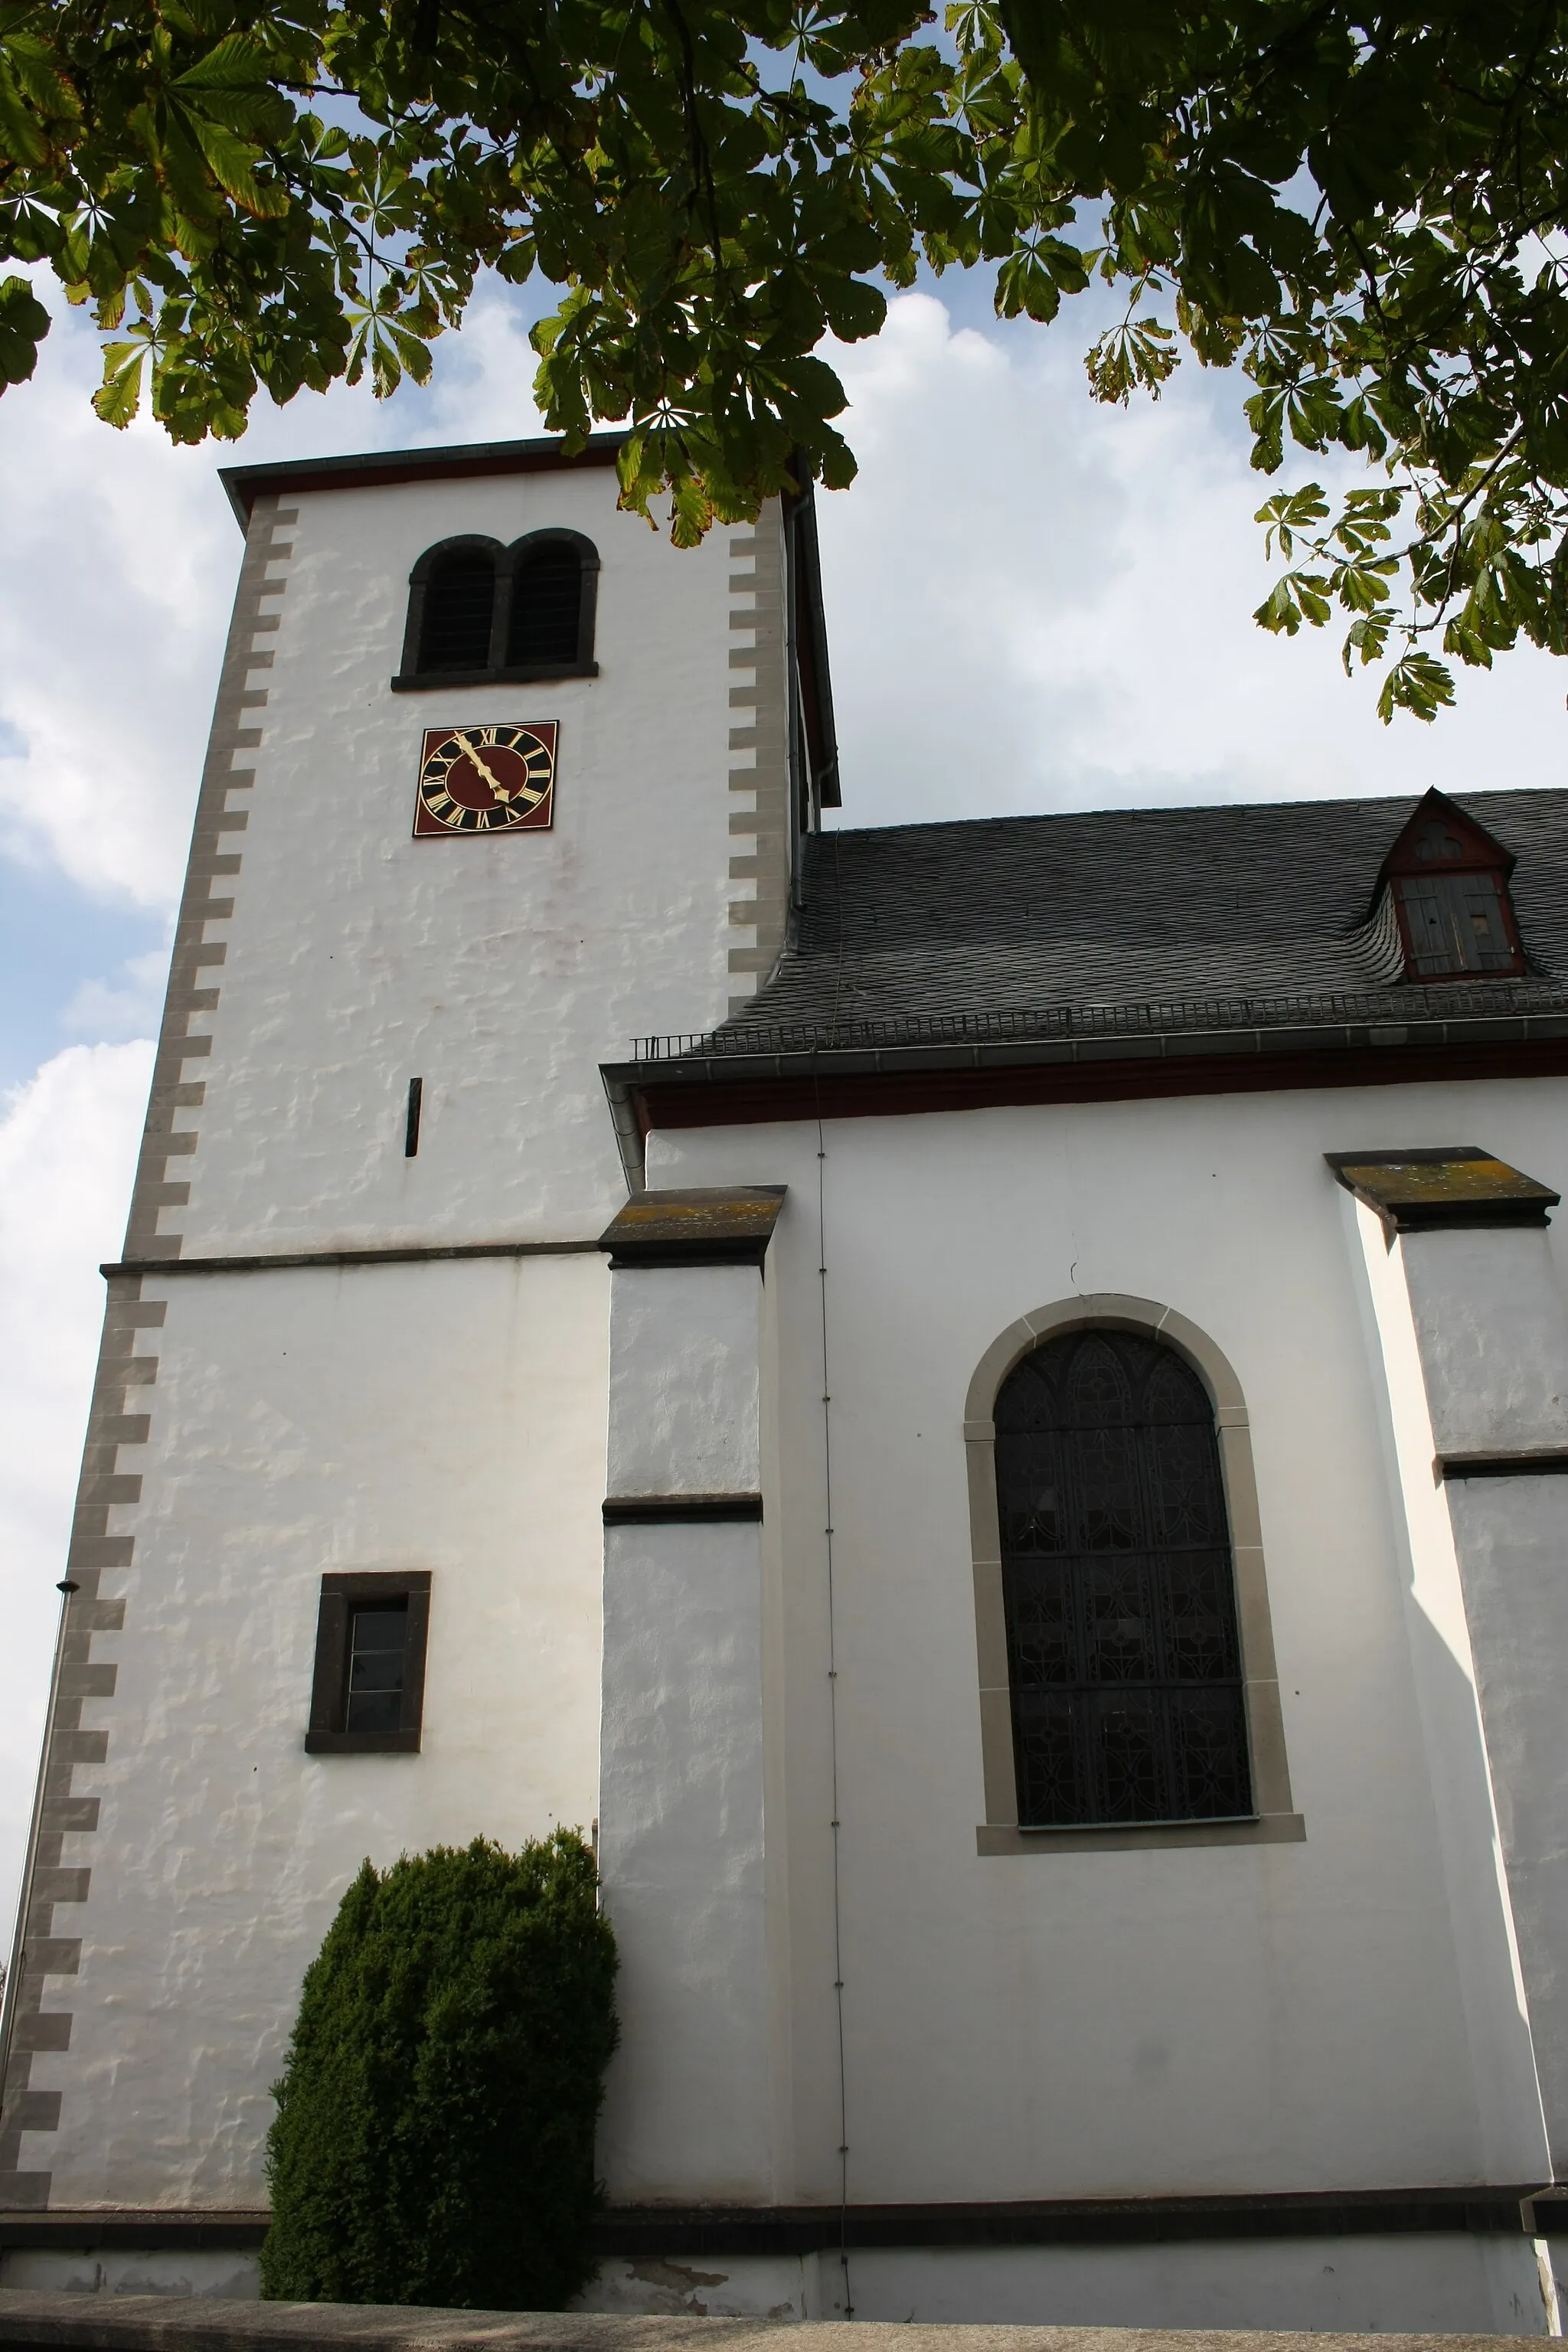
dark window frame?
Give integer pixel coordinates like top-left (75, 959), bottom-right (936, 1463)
top-left (305, 1570), bottom-right (432, 1755)
top-left (392, 529), bottom-right (600, 691)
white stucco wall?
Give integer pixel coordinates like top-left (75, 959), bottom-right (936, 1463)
top-left (1404, 1226), bottom-right (1568, 1459)
top-left (175, 468), bottom-right (761, 1256)
top-left (0, 2249), bottom-right (264, 2298)
top-left (836, 2234), bottom-right (1546, 2333)
top-left (1351, 1206), bottom-right (1568, 2177)
top-left (1341, 1191), bottom-right (1547, 2185)
top-left (1447, 1469), bottom-right (1568, 2179)
top-left (606, 1263), bottom-right (763, 1498)
top-left (642, 1070), bottom-right (1568, 2216)
top-left (25, 1252), bottom-right (608, 2206)
top-left (598, 1258), bottom-right (789, 2202)
top-left (599, 1517), bottom-right (776, 2200)
top-left (0, 2230), bottom-right (1548, 2331)
top-left (577, 2233), bottom-right (1546, 2331)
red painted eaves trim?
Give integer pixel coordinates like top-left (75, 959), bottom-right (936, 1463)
top-left (632, 1036), bottom-right (1568, 1134)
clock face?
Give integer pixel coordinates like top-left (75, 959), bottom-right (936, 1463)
top-left (413, 723), bottom-right (557, 837)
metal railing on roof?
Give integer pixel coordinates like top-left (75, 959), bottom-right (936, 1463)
top-left (629, 977), bottom-right (1568, 1064)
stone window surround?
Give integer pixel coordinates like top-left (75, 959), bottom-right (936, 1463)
top-left (305, 1570), bottom-right (433, 1756)
top-left (966, 1292), bottom-right (1304, 1856)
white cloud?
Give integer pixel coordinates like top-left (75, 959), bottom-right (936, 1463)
top-left (0, 316), bottom-right (237, 906)
top-left (818, 292), bottom-right (1568, 825)
top-left (0, 1042), bottom-right (153, 1959)
top-left (413, 280), bottom-right (549, 446)
top-left (0, 280), bottom-right (551, 918)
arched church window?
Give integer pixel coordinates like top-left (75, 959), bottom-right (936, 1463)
top-left (393, 529), bottom-right (599, 690)
top-left (995, 1328), bottom-right (1252, 1828)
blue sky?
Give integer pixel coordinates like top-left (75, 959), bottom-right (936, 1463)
top-left (4, 258), bottom-right (1568, 1945)
top-left (0, 854), bottom-right (164, 1099)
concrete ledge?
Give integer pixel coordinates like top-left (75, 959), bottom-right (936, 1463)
top-left (0, 2300), bottom-right (1546, 2352)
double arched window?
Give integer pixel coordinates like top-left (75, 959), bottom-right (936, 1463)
top-left (393, 530), bottom-right (599, 690)
top-left (995, 1328), bottom-right (1251, 1828)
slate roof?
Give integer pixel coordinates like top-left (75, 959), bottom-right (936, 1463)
top-left (652, 788), bottom-right (1568, 1060)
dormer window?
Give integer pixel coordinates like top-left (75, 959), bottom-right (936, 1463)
top-left (1377, 789), bottom-right (1525, 981)
top-left (393, 529), bottom-right (599, 690)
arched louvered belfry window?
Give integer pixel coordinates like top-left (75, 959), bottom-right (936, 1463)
top-left (394, 535), bottom-right (504, 685)
top-left (995, 1328), bottom-right (1252, 1828)
top-left (503, 529), bottom-right (599, 675)
top-left (393, 529), bottom-right (599, 690)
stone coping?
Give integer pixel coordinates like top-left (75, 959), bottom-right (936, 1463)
top-left (0, 2297), bottom-right (1544, 2352)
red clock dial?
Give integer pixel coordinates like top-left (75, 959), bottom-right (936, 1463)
top-left (414, 723), bottom-right (557, 836)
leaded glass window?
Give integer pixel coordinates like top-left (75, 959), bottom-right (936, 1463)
top-left (995, 1329), bottom-right (1252, 1828)
top-left (345, 1602), bottom-right (410, 1734)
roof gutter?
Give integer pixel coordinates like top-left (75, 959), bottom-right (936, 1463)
top-left (600, 1004), bottom-right (1568, 1189)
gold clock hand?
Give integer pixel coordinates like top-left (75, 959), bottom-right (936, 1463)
top-left (450, 730), bottom-right (510, 799)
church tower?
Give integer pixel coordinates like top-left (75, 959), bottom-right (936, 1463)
top-left (0, 433), bottom-right (837, 2217)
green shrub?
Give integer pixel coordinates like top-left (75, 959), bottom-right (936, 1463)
top-left (260, 1831), bottom-right (618, 2310)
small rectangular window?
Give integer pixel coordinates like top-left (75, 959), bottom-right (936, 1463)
top-left (306, 1572), bottom-right (431, 1755)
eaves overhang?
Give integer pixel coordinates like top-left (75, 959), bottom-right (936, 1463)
top-left (219, 430), bottom-right (629, 529)
top-left (1325, 1144), bottom-right (1560, 1230)
top-left (598, 1185), bottom-right (786, 1266)
top-left (599, 995), bottom-right (1568, 1191)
